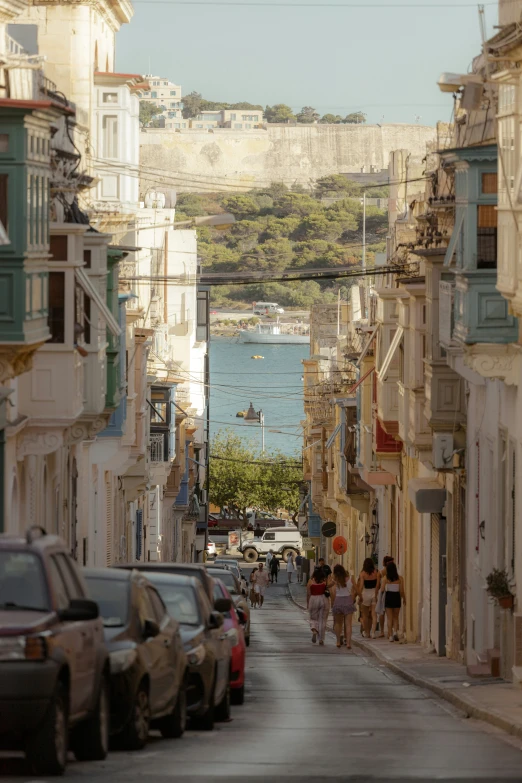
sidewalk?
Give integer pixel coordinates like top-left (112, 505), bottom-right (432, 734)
top-left (287, 580), bottom-right (522, 741)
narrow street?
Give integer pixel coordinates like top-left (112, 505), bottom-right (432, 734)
top-left (3, 567), bottom-right (522, 782)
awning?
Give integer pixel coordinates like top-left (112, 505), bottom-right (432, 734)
top-left (378, 326), bottom-right (404, 381)
top-left (408, 478), bottom-right (447, 514)
top-left (326, 423), bottom-right (342, 449)
top-left (356, 323), bottom-right (380, 367)
top-left (443, 210), bottom-right (465, 267)
top-left (75, 268), bottom-right (121, 337)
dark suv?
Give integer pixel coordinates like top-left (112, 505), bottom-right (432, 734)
top-left (0, 528), bottom-right (110, 776)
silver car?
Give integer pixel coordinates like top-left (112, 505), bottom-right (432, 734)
top-left (213, 559), bottom-right (248, 594)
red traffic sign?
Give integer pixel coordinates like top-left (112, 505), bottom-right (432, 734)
top-left (332, 536), bottom-right (348, 555)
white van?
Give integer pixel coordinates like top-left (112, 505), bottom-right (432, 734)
top-left (239, 526), bottom-right (302, 563)
top-left (253, 302), bottom-right (285, 316)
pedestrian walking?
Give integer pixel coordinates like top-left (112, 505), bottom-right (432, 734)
top-left (286, 552), bottom-right (295, 583)
top-left (249, 566), bottom-right (259, 608)
top-left (295, 552), bottom-right (304, 582)
top-left (357, 557), bottom-right (380, 639)
top-left (380, 561), bottom-right (405, 642)
top-left (318, 558), bottom-right (332, 581)
top-left (253, 562), bottom-right (270, 607)
top-left (307, 567), bottom-right (330, 646)
top-left (376, 555), bottom-right (393, 638)
top-left (266, 549), bottom-right (274, 570)
top-left (330, 564), bottom-right (356, 649)
top-left (270, 554), bottom-right (280, 583)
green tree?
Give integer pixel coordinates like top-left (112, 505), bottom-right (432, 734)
top-left (259, 216), bottom-right (300, 241)
top-left (273, 192), bottom-right (320, 218)
top-left (221, 195), bottom-right (260, 220)
top-left (182, 91), bottom-right (203, 119)
top-left (139, 101), bottom-right (162, 127)
top-left (175, 193), bottom-right (207, 217)
top-left (264, 104), bottom-right (296, 123)
top-left (319, 114), bottom-right (343, 124)
top-left (297, 214), bottom-right (343, 241)
top-left (344, 111), bottom-right (367, 124)
top-left (296, 106), bottom-right (320, 124)
top-left (315, 175), bottom-right (361, 197)
top-left (253, 237), bottom-right (294, 270)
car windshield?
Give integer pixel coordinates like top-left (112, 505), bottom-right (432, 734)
top-left (0, 551), bottom-right (49, 611)
top-left (151, 582), bottom-right (200, 626)
top-left (85, 577), bottom-right (129, 627)
top-left (209, 570), bottom-right (238, 593)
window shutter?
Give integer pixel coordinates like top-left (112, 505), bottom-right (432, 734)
top-left (105, 474), bottom-right (113, 566)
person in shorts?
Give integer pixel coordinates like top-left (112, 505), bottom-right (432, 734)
top-left (253, 562), bottom-right (270, 607)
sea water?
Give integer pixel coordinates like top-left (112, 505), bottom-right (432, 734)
top-left (209, 336), bottom-right (309, 457)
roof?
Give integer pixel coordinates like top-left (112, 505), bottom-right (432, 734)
top-left (116, 562), bottom-right (206, 573)
top-left (0, 98), bottom-right (75, 116)
top-left (94, 72), bottom-right (150, 90)
top-left (139, 572), bottom-right (198, 586)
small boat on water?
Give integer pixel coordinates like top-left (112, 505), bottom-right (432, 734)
top-left (251, 355), bottom-right (264, 359)
top-left (240, 321), bottom-right (310, 345)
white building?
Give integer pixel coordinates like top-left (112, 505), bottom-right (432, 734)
top-left (141, 75), bottom-right (187, 129)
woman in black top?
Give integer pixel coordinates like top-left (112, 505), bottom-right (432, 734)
top-left (357, 557), bottom-right (380, 639)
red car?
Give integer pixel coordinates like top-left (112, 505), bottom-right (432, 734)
top-left (213, 579), bottom-right (246, 705)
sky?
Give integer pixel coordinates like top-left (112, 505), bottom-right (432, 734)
top-left (117, 0), bottom-right (498, 127)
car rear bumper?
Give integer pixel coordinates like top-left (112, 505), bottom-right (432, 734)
top-left (0, 660), bottom-right (59, 738)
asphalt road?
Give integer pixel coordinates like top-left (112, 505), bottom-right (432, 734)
top-left (3, 566), bottom-right (522, 782)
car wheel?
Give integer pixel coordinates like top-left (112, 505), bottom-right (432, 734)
top-left (120, 681), bottom-right (151, 750)
top-left (159, 678), bottom-right (187, 739)
top-left (72, 674), bottom-right (110, 761)
top-left (191, 674), bottom-right (215, 731)
top-left (215, 681), bottom-right (231, 722)
top-left (231, 685), bottom-right (245, 706)
top-left (243, 548), bottom-right (258, 564)
top-left (26, 681), bottom-right (68, 776)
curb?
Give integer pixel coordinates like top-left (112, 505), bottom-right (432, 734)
top-left (352, 637), bottom-right (522, 742)
top-left (288, 584), bottom-right (522, 742)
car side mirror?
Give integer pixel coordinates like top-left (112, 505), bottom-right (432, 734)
top-left (59, 598), bottom-right (99, 623)
top-left (208, 611), bottom-right (224, 629)
top-left (236, 607), bottom-right (247, 625)
top-left (143, 619), bottom-right (160, 639)
top-left (214, 597), bottom-right (231, 613)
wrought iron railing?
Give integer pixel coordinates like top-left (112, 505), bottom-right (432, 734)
top-left (149, 433), bottom-right (166, 463)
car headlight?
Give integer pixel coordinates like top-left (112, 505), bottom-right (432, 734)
top-left (186, 644), bottom-right (206, 666)
top-left (0, 635), bottom-right (47, 662)
top-left (110, 648), bottom-right (137, 673)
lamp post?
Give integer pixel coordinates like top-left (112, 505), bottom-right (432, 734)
top-left (244, 401), bottom-right (265, 453)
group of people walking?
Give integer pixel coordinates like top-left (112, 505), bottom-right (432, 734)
top-left (306, 556), bottom-right (405, 647)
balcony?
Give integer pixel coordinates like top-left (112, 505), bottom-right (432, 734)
top-left (149, 432), bottom-right (167, 463)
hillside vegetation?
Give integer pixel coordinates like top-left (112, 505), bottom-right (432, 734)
top-left (175, 176), bottom-right (388, 308)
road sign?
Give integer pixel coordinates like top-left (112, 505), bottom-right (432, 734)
top-left (302, 537), bottom-right (313, 549)
top-left (332, 535), bottom-right (348, 555)
top-left (321, 521), bottom-right (337, 538)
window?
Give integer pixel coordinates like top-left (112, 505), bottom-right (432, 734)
top-left (48, 272), bottom-right (65, 343)
top-left (147, 587), bottom-right (167, 624)
top-left (83, 249), bottom-right (92, 268)
top-left (150, 402), bottom-right (167, 423)
top-left (263, 532), bottom-right (275, 541)
top-left (84, 294), bottom-right (91, 344)
top-left (0, 173), bottom-right (7, 232)
top-left (48, 557), bottom-right (70, 610)
top-left (0, 134), bottom-right (8, 153)
top-left (0, 551), bottom-right (49, 610)
top-left (55, 554), bottom-right (83, 599)
top-left (102, 115), bottom-right (118, 159)
top-left (482, 173), bottom-right (497, 194)
top-left (245, 124), bottom-right (252, 130)
top-left (50, 234), bottom-right (68, 261)
top-left (197, 291), bottom-right (209, 342)
top-left (477, 205), bottom-right (497, 268)
top-left (151, 91), bottom-right (157, 98)
top-left (170, 90), bottom-right (177, 96)
top-left (170, 102), bottom-right (177, 108)
top-left (103, 92), bottom-right (118, 104)
top-left (230, 113), bottom-right (236, 121)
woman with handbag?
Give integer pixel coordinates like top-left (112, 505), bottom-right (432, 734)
top-left (330, 564), bottom-right (357, 649)
top-left (307, 567), bottom-right (330, 645)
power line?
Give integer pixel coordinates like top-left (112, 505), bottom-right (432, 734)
top-left (210, 454), bottom-right (301, 466)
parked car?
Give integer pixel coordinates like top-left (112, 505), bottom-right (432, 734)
top-left (84, 568), bottom-right (188, 749)
top-left (207, 540), bottom-right (216, 558)
top-left (213, 558), bottom-right (248, 594)
top-left (0, 528), bottom-right (110, 776)
top-left (239, 526), bottom-right (302, 563)
top-left (212, 579), bottom-right (246, 705)
top-left (205, 566), bottom-right (251, 646)
top-left (136, 571), bottom-right (232, 729)
top-left (116, 562), bottom-right (227, 611)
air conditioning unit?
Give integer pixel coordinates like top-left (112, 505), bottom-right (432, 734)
top-left (433, 433), bottom-right (454, 470)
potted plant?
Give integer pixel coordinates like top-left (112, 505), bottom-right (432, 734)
top-left (486, 568), bottom-right (514, 609)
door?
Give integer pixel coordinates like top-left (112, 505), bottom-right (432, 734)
top-left (48, 556), bottom-right (91, 716)
top-left (430, 514), bottom-right (447, 657)
top-left (147, 585), bottom-right (178, 711)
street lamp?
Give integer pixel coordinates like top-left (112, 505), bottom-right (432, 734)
top-left (244, 401), bottom-right (265, 453)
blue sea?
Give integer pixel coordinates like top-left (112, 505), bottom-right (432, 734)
top-left (209, 337), bottom-right (308, 457)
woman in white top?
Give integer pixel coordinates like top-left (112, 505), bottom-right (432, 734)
top-left (379, 561), bottom-right (406, 642)
top-left (286, 552), bottom-right (295, 583)
top-left (330, 564), bottom-right (357, 649)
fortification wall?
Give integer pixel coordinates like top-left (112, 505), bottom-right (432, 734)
top-left (139, 123), bottom-right (436, 194)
